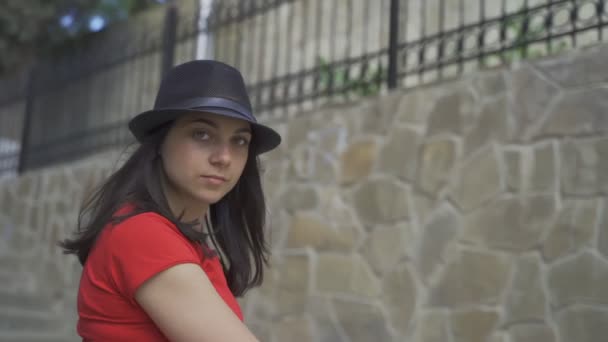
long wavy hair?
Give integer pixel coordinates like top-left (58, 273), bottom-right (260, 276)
top-left (59, 122), bottom-right (269, 297)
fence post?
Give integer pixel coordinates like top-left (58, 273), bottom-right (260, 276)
top-left (161, 2), bottom-right (178, 80)
top-left (387, 0), bottom-right (400, 89)
top-left (17, 66), bottom-right (37, 173)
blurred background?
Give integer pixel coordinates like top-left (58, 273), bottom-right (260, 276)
top-left (0, 0), bottom-right (607, 341)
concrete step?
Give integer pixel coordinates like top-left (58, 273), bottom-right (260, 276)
top-left (0, 269), bottom-right (24, 291)
top-left (0, 255), bottom-right (26, 271)
top-left (0, 331), bottom-right (73, 342)
top-left (0, 307), bottom-right (59, 331)
top-left (0, 288), bottom-right (53, 312)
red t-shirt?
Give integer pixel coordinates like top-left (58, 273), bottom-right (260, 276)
top-left (77, 206), bottom-right (243, 341)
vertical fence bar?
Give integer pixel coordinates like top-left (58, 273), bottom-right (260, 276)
top-left (457, 0), bottom-right (464, 73)
top-left (437, 0), bottom-right (445, 77)
top-left (387, 0), bottom-right (400, 89)
top-left (598, 0), bottom-right (605, 41)
top-left (546, 0), bottom-right (554, 54)
top-left (161, 3), bottom-right (178, 79)
top-left (328, 0), bottom-right (338, 96)
top-left (283, 1), bottom-right (294, 107)
top-left (500, 0), bottom-right (507, 59)
top-left (477, 0), bottom-right (486, 66)
top-left (419, 0), bottom-right (427, 81)
top-left (522, 0), bottom-right (530, 58)
top-left (234, 1), bottom-right (244, 70)
top-left (570, 0), bottom-right (578, 47)
top-left (344, 0), bottom-right (352, 86)
top-left (313, 0), bottom-right (323, 96)
top-left (17, 66), bottom-right (37, 173)
top-left (399, 0), bottom-right (408, 82)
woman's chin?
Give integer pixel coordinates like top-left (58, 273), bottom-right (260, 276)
top-left (191, 191), bottom-right (224, 206)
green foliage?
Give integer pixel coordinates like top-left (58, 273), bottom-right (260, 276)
top-left (317, 56), bottom-right (383, 100)
top-left (0, 0), bottom-right (159, 76)
top-left (485, 6), bottom-right (569, 66)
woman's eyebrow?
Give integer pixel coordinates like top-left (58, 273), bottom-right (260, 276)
top-left (188, 118), bottom-right (217, 128)
top-left (188, 117), bottom-right (251, 134)
top-left (235, 127), bottom-right (252, 134)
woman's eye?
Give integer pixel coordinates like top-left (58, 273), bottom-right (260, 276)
top-left (193, 130), bottom-right (210, 140)
top-left (234, 136), bottom-right (250, 146)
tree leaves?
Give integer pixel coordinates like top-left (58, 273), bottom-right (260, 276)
top-left (0, 0), bottom-right (159, 76)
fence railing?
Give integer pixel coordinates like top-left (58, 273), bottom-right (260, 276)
top-left (0, 0), bottom-right (606, 177)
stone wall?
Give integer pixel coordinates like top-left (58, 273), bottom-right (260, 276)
top-left (1, 42), bottom-right (608, 341)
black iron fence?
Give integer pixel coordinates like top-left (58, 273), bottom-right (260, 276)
top-left (0, 0), bottom-right (606, 176)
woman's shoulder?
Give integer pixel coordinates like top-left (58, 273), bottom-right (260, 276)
top-left (104, 204), bottom-right (188, 246)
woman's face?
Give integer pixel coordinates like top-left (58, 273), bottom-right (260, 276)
top-left (159, 112), bottom-right (251, 218)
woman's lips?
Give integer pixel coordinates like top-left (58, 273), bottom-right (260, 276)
top-left (201, 175), bottom-right (227, 185)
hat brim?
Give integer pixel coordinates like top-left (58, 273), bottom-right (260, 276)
top-left (128, 107), bottom-right (281, 155)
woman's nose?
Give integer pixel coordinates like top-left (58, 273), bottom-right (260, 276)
top-left (209, 143), bottom-right (231, 166)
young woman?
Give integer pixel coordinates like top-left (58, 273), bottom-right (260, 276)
top-left (59, 60), bottom-right (281, 342)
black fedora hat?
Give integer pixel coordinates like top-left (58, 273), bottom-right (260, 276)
top-left (128, 60), bottom-right (281, 154)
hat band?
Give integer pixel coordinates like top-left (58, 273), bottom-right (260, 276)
top-left (161, 96), bottom-right (255, 122)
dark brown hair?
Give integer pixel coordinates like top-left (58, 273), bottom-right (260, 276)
top-left (59, 123), bottom-right (269, 296)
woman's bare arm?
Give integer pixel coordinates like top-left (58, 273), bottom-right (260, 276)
top-left (135, 263), bottom-right (260, 342)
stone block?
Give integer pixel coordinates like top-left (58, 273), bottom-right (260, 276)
top-left (538, 88), bottom-right (608, 136)
top-left (528, 142), bottom-right (556, 193)
top-left (313, 123), bottom-right (348, 157)
top-left (411, 190), bottom-right (435, 226)
top-left (267, 209), bottom-right (290, 250)
top-left (288, 145), bottom-right (337, 182)
top-left (17, 174), bottom-right (35, 196)
top-left (352, 178), bottom-right (410, 224)
top-left (316, 253), bottom-right (381, 297)
top-left (509, 324), bottom-right (556, 342)
top-left (503, 148), bottom-right (522, 191)
top-left (287, 213), bottom-right (359, 252)
top-left (464, 97), bottom-right (512, 155)
top-left (382, 262), bottom-right (416, 336)
top-left (535, 44), bottom-right (608, 87)
top-left (450, 145), bottom-right (502, 211)
top-left (547, 251), bottom-right (608, 307)
top-left (287, 114), bottom-right (314, 148)
top-left (509, 65), bottom-right (560, 137)
top-left (561, 137), bottom-right (608, 195)
top-left (542, 199), bottom-right (599, 262)
top-left (362, 92), bottom-right (399, 135)
top-left (395, 88), bottom-right (437, 125)
top-left (332, 299), bottom-right (392, 342)
top-left (463, 195), bottom-right (556, 251)
top-left (379, 126), bottom-right (421, 181)
top-left (249, 322), bottom-right (272, 342)
top-left (418, 138), bottom-right (458, 196)
top-left (361, 224), bottom-right (408, 275)
top-left (339, 139), bottom-right (377, 185)
top-left (429, 249), bottom-right (511, 307)
top-left (415, 204), bottom-right (461, 283)
top-left (427, 89), bottom-right (476, 136)
top-left (276, 253), bottom-right (311, 292)
top-left (556, 306), bottom-right (608, 342)
top-left (413, 311), bottom-right (450, 342)
top-left (504, 255), bottom-right (547, 324)
top-left (275, 287), bottom-right (308, 317)
top-left (599, 199), bottom-right (608, 259)
top-left (305, 297), bottom-right (344, 342)
top-left (451, 309), bottom-right (499, 342)
top-left (273, 315), bottom-right (314, 342)
top-left (262, 161), bottom-right (287, 200)
top-left (0, 186), bottom-right (13, 217)
top-left (279, 184), bottom-right (319, 212)
top-left (471, 70), bottom-right (507, 98)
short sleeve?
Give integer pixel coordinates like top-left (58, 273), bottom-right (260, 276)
top-left (106, 213), bottom-right (200, 300)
